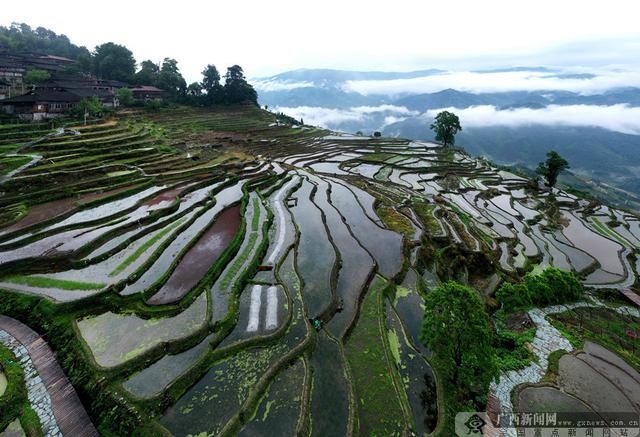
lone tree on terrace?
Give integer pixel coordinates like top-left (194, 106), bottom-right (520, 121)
top-left (430, 110), bottom-right (461, 147)
top-left (536, 150), bottom-right (569, 188)
top-left (421, 281), bottom-right (497, 403)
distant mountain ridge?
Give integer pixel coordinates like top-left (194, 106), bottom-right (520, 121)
top-left (254, 66), bottom-right (640, 206)
top-left (257, 68), bottom-right (446, 85)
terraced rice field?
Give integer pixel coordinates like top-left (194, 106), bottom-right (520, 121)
top-left (1, 106), bottom-right (640, 436)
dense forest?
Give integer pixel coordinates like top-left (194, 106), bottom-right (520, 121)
top-left (0, 22), bottom-right (90, 60)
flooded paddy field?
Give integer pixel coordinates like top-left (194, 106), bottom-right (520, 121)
top-left (2, 106), bottom-right (640, 436)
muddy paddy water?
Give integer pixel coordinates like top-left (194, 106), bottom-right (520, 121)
top-left (141, 181), bottom-right (196, 209)
top-left (77, 293), bottom-right (207, 368)
top-left (148, 204), bottom-right (241, 305)
top-left (121, 181), bottom-right (245, 297)
top-left (0, 184), bottom-right (137, 238)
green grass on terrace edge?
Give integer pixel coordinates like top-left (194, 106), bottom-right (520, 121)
top-left (109, 218), bottom-right (186, 277)
top-left (591, 217), bottom-right (634, 248)
top-left (0, 156), bottom-right (33, 176)
top-left (218, 196), bottom-right (262, 290)
top-left (345, 276), bottom-right (406, 434)
top-left (2, 275), bottom-right (105, 291)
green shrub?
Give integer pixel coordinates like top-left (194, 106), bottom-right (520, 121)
top-left (495, 282), bottom-right (531, 310)
top-left (497, 267), bottom-right (583, 312)
top-left (492, 311), bottom-right (536, 371)
top-left (0, 345), bottom-right (29, 430)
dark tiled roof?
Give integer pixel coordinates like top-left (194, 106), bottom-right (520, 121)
top-left (130, 85), bottom-right (164, 92)
top-left (70, 88), bottom-right (113, 98)
top-left (98, 79), bottom-right (129, 87)
top-left (1, 89), bottom-right (82, 103)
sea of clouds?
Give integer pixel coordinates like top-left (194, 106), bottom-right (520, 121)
top-left (265, 66), bottom-right (640, 135)
top-left (272, 105), bottom-right (417, 128)
top-left (425, 104), bottom-right (640, 135)
top-left (341, 69), bottom-right (640, 96)
top-left (275, 103), bottom-right (640, 136)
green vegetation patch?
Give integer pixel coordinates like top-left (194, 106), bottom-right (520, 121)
top-left (345, 276), bottom-right (406, 436)
top-left (541, 349), bottom-right (569, 384)
top-left (493, 310), bottom-right (536, 372)
top-left (591, 217), bottom-right (634, 248)
top-left (413, 201), bottom-right (441, 235)
top-left (360, 152), bottom-right (396, 163)
top-left (109, 218), bottom-right (185, 277)
top-left (3, 275), bottom-right (105, 290)
top-left (376, 205), bottom-right (414, 239)
top-left (496, 267), bottom-right (583, 312)
top-left (0, 202), bottom-right (27, 228)
top-left (549, 307), bottom-right (640, 370)
top-left (458, 177), bottom-right (473, 189)
top-left (421, 281), bottom-right (497, 435)
top-left (0, 344), bottom-right (42, 435)
top-left (0, 155), bottom-right (32, 176)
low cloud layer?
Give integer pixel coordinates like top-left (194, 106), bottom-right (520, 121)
top-left (350, 104), bottom-right (418, 115)
top-left (253, 80), bottom-right (315, 92)
top-left (425, 104), bottom-right (640, 135)
top-left (342, 69), bottom-right (640, 96)
top-left (273, 105), bottom-right (415, 127)
top-left (276, 103), bottom-right (640, 135)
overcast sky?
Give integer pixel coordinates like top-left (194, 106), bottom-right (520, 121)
top-left (5, 0), bottom-right (640, 82)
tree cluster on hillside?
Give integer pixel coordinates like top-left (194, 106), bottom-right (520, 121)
top-left (496, 267), bottom-right (583, 311)
top-left (92, 42), bottom-right (136, 83)
top-left (179, 64), bottom-right (258, 106)
top-left (0, 23), bottom-right (91, 60)
top-left (1, 23), bottom-right (259, 107)
top-left (99, 50), bottom-right (257, 106)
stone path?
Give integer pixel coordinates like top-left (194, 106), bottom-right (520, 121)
top-left (621, 288), bottom-right (640, 307)
top-left (489, 298), bottom-right (640, 436)
top-left (0, 316), bottom-right (97, 437)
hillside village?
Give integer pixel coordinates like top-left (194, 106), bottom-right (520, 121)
top-left (0, 51), bottom-right (164, 120)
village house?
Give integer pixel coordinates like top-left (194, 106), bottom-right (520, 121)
top-left (0, 89), bottom-right (81, 120)
top-left (0, 52), bottom-right (166, 119)
top-left (38, 73), bottom-right (125, 108)
top-left (0, 79), bottom-right (10, 100)
top-left (0, 52), bottom-right (75, 98)
top-left (129, 85), bottom-right (165, 101)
